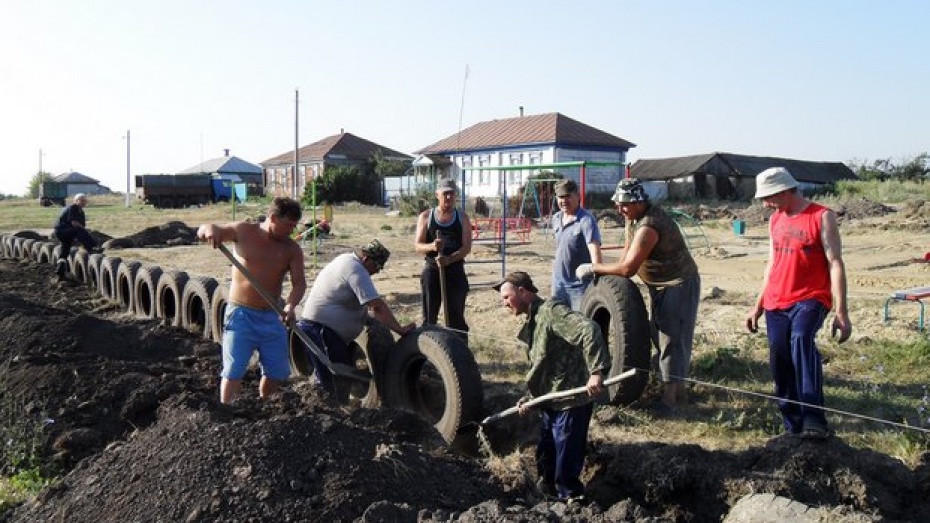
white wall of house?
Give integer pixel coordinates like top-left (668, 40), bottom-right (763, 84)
top-left (451, 146), bottom-right (626, 199)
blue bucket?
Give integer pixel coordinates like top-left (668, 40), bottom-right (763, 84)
top-left (733, 219), bottom-right (746, 236)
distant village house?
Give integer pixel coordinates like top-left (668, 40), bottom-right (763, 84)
top-left (261, 132), bottom-right (412, 200)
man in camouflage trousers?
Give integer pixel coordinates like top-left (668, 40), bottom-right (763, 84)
top-left (495, 271), bottom-right (611, 502)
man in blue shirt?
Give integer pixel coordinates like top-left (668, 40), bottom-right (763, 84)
top-left (550, 179), bottom-right (602, 310)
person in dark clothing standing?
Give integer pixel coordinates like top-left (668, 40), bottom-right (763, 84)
top-left (53, 193), bottom-right (97, 281)
top-left (414, 178), bottom-right (472, 340)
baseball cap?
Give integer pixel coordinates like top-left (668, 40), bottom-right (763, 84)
top-left (359, 239), bottom-right (390, 270)
top-left (436, 178), bottom-right (458, 193)
top-left (554, 179), bottom-right (578, 197)
top-left (492, 271), bottom-right (539, 293)
top-left (611, 178), bottom-right (648, 203)
top-left (754, 167), bottom-right (799, 199)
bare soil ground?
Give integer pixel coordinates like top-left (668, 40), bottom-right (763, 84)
top-left (3, 197), bottom-right (930, 522)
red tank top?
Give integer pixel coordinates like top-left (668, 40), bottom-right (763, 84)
top-left (763, 202), bottom-right (833, 311)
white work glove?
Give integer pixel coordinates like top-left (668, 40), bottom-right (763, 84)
top-left (575, 263), bottom-right (594, 280)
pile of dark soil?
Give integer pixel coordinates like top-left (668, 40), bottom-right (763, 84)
top-left (101, 221), bottom-right (198, 249)
top-left (1, 256), bottom-right (929, 522)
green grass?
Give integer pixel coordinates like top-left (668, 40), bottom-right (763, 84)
top-left (689, 335), bottom-right (930, 464)
top-left (831, 179), bottom-right (930, 203)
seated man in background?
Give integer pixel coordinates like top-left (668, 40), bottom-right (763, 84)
top-left (53, 193), bottom-right (98, 282)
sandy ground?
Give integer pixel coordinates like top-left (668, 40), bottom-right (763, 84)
top-left (111, 209), bottom-right (930, 361)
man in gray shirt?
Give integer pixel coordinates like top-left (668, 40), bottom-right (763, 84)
top-left (298, 239), bottom-right (414, 402)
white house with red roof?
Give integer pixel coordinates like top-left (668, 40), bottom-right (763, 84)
top-left (414, 112), bottom-right (635, 198)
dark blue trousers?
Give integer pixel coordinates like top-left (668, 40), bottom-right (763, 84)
top-left (420, 261), bottom-right (469, 340)
top-left (297, 320), bottom-right (351, 402)
top-left (537, 402), bottom-right (593, 499)
top-left (765, 299), bottom-right (828, 433)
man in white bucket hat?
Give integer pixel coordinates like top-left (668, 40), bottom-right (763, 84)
top-left (745, 166), bottom-right (852, 440)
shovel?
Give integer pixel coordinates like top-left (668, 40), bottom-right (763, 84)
top-left (480, 368), bottom-right (638, 426)
top-left (438, 262), bottom-right (450, 327)
top-left (217, 243), bottom-right (370, 383)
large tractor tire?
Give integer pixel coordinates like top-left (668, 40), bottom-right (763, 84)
top-left (133, 265), bottom-right (164, 320)
top-left (382, 327), bottom-right (483, 445)
top-left (156, 270), bottom-right (189, 327)
top-left (209, 283), bottom-right (230, 343)
top-left (580, 275), bottom-right (651, 406)
top-left (98, 256), bottom-right (123, 302)
top-left (115, 260), bottom-right (143, 313)
top-left (181, 276), bottom-right (218, 339)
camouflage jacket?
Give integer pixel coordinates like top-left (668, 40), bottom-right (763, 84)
top-left (518, 297), bottom-right (611, 409)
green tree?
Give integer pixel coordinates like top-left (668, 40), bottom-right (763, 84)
top-left (27, 172), bottom-right (52, 198)
top-left (303, 164), bottom-right (382, 206)
top-left (370, 149), bottom-right (408, 180)
top-left (848, 153), bottom-right (930, 182)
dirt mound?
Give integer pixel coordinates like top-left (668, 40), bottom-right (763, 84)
top-left (2, 257), bottom-right (930, 522)
top-left (101, 221), bottom-right (198, 249)
top-left (833, 198), bottom-right (897, 222)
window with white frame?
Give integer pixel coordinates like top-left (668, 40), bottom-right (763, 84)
top-left (478, 155), bottom-right (491, 185)
top-left (529, 151), bottom-right (543, 165)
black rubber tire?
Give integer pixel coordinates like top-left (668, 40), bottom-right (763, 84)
top-left (37, 243), bottom-right (55, 265)
top-left (28, 240), bottom-right (44, 262)
top-left (580, 275), bottom-right (651, 406)
top-left (350, 322), bottom-right (396, 408)
top-left (209, 283), bottom-right (230, 343)
top-left (115, 260), bottom-right (143, 313)
top-left (98, 257), bottom-right (123, 302)
top-left (133, 265), bottom-right (164, 320)
top-left (69, 250), bottom-right (89, 281)
top-left (38, 241), bottom-right (55, 261)
top-left (156, 270), bottom-right (189, 327)
top-left (181, 276), bottom-right (218, 339)
top-left (17, 239), bottom-right (33, 260)
top-left (86, 253), bottom-right (105, 291)
top-left (383, 326), bottom-right (484, 444)
top-left (0, 235), bottom-right (9, 258)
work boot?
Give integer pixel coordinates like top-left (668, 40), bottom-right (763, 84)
top-left (56, 259), bottom-right (68, 278)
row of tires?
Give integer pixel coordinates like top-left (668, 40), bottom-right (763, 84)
top-left (0, 232), bottom-right (485, 445)
top-left (1, 233), bottom-right (225, 342)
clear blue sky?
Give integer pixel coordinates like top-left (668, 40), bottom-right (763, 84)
top-left (2, 1), bottom-right (927, 196)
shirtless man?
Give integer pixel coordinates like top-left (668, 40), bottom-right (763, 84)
top-left (197, 197), bottom-right (307, 404)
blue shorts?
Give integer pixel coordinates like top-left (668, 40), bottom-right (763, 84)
top-left (221, 303), bottom-right (290, 380)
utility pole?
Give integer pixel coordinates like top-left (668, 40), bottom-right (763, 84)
top-left (39, 148), bottom-right (44, 174)
top-left (293, 89), bottom-right (299, 199)
top-left (125, 130), bottom-right (131, 208)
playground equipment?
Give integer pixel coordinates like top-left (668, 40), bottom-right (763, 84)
top-left (459, 160), bottom-right (626, 285)
top-left (667, 208), bottom-right (710, 253)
